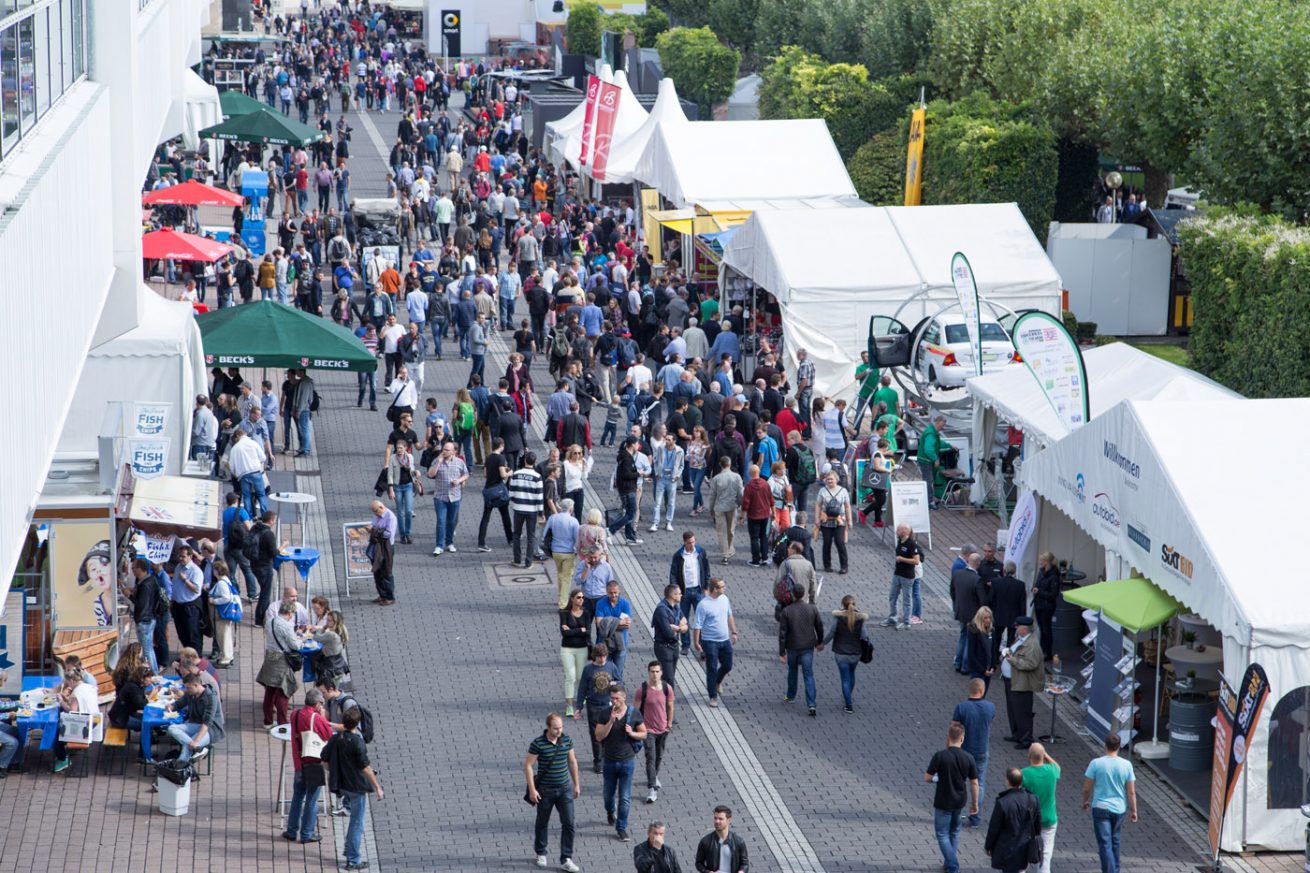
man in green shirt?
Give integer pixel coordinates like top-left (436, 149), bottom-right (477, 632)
top-left (917, 414), bottom-right (949, 506)
top-left (699, 296), bottom-right (719, 326)
top-left (846, 351), bottom-right (881, 437)
top-left (1021, 742), bottom-right (1060, 873)
top-left (872, 373), bottom-right (899, 419)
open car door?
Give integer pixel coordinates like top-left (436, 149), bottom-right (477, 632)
top-left (867, 315), bottom-right (913, 368)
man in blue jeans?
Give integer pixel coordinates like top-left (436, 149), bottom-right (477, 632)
top-left (779, 589), bottom-right (825, 716)
top-left (691, 577), bottom-right (737, 707)
top-left (593, 685), bottom-right (646, 843)
top-left (323, 708), bottom-right (384, 870)
top-left (925, 722), bottom-right (979, 873)
top-left (951, 678), bottom-right (996, 827)
top-left (607, 438), bottom-right (643, 545)
top-left (165, 673), bottom-right (222, 764)
top-left (1082, 734), bottom-right (1137, 873)
top-left (668, 531), bottom-right (709, 655)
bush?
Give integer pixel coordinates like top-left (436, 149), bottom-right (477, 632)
top-left (1061, 310), bottom-right (1079, 336)
top-left (847, 127), bottom-right (905, 205)
top-left (1075, 321), bottom-right (1097, 341)
top-left (657, 27), bottom-right (741, 116)
top-left (1177, 211), bottom-right (1310, 397)
top-left (567, 1), bottom-right (604, 57)
top-left (921, 93), bottom-right (1058, 241)
top-left (637, 7), bottom-right (671, 45)
top-left (1093, 335), bottom-right (1118, 346)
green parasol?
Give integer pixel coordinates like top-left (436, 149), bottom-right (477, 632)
top-left (219, 89), bottom-right (272, 118)
top-left (197, 301), bottom-right (376, 372)
top-left (1061, 577), bottom-right (1183, 633)
top-left (198, 106), bottom-right (324, 147)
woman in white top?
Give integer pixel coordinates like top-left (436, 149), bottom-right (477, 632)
top-left (52, 667), bottom-right (100, 772)
top-left (561, 444), bottom-right (593, 524)
top-left (208, 558), bottom-right (239, 667)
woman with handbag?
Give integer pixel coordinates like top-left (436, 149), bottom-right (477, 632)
top-left (310, 610), bottom-right (351, 683)
top-left (256, 601), bottom-right (301, 729)
top-left (282, 688), bottom-right (333, 844)
top-left (821, 594), bottom-right (872, 714)
top-left (209, 559), bottom-right (242, 667)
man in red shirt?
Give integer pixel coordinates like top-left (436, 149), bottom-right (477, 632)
top-left (740, 464), bottom-right (773, 567)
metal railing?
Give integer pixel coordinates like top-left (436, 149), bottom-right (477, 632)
top-left (0, 0), bottom-right (87, 160)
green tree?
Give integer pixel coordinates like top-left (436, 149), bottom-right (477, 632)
top-left (651, 0), bottom-right (708, 28)
top-left (847, 126), bottom-right (906, 204)
top-left (657, 27), bottom-right (742, 115)
top-left (566, 1), bottom-right (603, 57)
top-left (637, 7), bottom-right (671, 46)
top-left (706, 0), bottom-right (760, 54)
top-left (856, 0), bottom-right (952, 80)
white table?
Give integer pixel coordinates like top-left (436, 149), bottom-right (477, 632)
top-left (1165, 644), bottom-right (1223, 684)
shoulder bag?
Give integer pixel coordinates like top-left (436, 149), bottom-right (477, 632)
top-left (273, 624), bottom-right (304, 672)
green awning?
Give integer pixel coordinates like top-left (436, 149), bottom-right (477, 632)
top-left (198, 107), bottom-right (324, 146)
top-left (197, 301), bottom-right (377, 373)
top-left (219, 89), bottom-right (271, 118)
top-left (1062, 577), bottom-right (1183, 633)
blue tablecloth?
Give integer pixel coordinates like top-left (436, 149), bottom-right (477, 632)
top-left (300, 638), bottom-right (323, 683)
top-left (141, 678), bottom-right (184, 761)
top-left (273, 547), bottom-right (320, 581)
top-left (14, 676), bottom-right (61, 751)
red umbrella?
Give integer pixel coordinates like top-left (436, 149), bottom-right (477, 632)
top-left (141, 228), bottom-right (234, 262)
top-left (142, 179), bottom-right (243, 208)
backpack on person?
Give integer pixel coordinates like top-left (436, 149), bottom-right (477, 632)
top-left (774, 563), bottom-right (802, 607)
top-left (339, 695), bottom-right (376, 743)
top-left (550, 325), bottom-right (570, 361)
top-left (793, 445), bottom-right (817, 486)
top-left (635, 680), bottom-right (672, 724)
top-left (616, 337), bottom-right (636, 369)
top-left (152, 573), bottom-right (171, 620)
top-left (829, 459), bottom-right (850, 490)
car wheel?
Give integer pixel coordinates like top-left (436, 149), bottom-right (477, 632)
top-left (928, 365), bottom-right (937, 386)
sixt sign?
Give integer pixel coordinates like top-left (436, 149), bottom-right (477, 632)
top-left (1161, 543), bottom-right (1194, 580)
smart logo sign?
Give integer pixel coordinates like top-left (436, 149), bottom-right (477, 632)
top-left (1161, 543), bottom-right (1195, 581)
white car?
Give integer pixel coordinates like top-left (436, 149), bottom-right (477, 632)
top-left (915, 314), bottom-right (1020, 388)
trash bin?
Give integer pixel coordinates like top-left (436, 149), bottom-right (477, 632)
top-left (156, 759), bottom-right (195, 817)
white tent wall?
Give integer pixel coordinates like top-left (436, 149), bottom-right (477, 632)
top-left (57, 288), bottom-right (205, 474)
top-left (592, 76), bottom-right (688, 186)
top-left (544, 64), bottom-right (613, 167)
top-left (553, 70), bottom-right (648, 171)
top-left (1020, 398), bottom-right (1310, 851)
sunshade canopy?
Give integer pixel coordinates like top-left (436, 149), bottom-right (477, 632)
top-left (198, 107), bottom-right (324, 146)
top-left (1061, 577), bottom-right (1183, 633)
top-left (141, 228), bottom-right (234, 262)
top-left (197, 300), bottom-right (377, 372)
top-left (218, 89), bottom-right (269, 118)
top-left (142, 179), bottom-right (243, 207)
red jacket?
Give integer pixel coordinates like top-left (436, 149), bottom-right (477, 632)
top-left (741, 477), bottom-right (773, 520)
top-left (776, 409), bottom-right (803, 442)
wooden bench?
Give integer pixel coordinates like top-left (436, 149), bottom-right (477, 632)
top-left (101, 726), bottom-right (131, 775)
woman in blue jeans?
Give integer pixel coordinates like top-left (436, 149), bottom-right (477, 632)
top-left (386, 440), bottom-right (422, 544)
top-left (283, 689), bottom-right (333, 843)
top-left (822, 595), bottom-right (870, 714)
top-left (686, 428), bottom-right (710, 514)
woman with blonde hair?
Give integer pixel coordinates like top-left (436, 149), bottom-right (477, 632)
top-left (575, 507), bottom-right (609, 561)
top-left (561, 444), bottom-right (592, 523)
top-left (822, 594), bottom-right (871, 714)
top-left (1032, 551), bottom-right (1061, 660)
top-left (686, 425), bottom-right (711, 515)
top-left (964, 606), bottom-right (996, 693)
top-left (310, 610), bottom-right (350, 682)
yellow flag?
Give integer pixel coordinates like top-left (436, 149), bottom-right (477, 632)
top-left (904, 107), bottom-right (926, 206)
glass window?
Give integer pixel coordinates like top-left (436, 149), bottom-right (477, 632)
top-left (1268, 686), bottom-right (1310, 809)
top-left (58, 0), bottom-right (70, 92)
top-left (70, 0), bottom-right (81, 79)
top-left (17, 14), bottom-right (33, 132)
top-left (33, 5), bottom-right (48, 117)
top-left (1, 22), bottom-right (18, 154)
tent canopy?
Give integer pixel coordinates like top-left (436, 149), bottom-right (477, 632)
top-left (198, 107), bottom-right (324, 146)
top-left (218, 88), bottom-right (269, 118)
top-left (182, 69), bottom-right (222, 152)
top-left (142, 228), bottom-right (234, 262)
top-left (1062, 577), bottom-right (1183, 633)
top-left (143, 179), bottom-right (243, 208)
top-left (970, 342), bottom-right (1239, 450)
top-left (719, 202), bottom-right (1061, 400)
top-left (547, 69), bottom-right (649, 172)
top-left (197, 300), bottom-right (377, 372)
top-left (634, 119), bottom-right (856, 210)
top-left (588, 76), bottom-right (687, 185)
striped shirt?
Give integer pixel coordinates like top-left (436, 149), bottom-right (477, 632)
top-left (508, 468), bottom-right (544, 514)
top-left (527, 732), bottom-right (574, 787)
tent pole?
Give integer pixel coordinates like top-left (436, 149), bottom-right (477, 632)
top-left (1136, 623), bottom-right (1170, 759)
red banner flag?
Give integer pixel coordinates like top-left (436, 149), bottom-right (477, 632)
top-left (589, 81), bottom-right (622, 181)
top-left (578, 75), bottom-right (601, 166)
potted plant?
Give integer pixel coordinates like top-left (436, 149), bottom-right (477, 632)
top-left (1182, 631), bottom-right (1197, 650)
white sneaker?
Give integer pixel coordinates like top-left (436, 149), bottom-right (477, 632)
top-left (560, 860), bottom-right (581, 873)
top-left (535, 856), bottom-right (548, 869)
top-left (649, 523), bottom-right (659, 532)
top-left (646, 787), bottom-right (657, 803)
top-left (432, 546), bottom-right (444, 555)
top-left (447, 545), bottom-right (457, 552)
top-left (664, 523), bottom-right (673, 531)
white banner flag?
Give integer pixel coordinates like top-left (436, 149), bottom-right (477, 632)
top-left (950, 252), bottom-right (983, 378)
top-left (1011, 310), bottom-right (1090, 434)
top-left (1005, 488), bottom-right (1040, 570)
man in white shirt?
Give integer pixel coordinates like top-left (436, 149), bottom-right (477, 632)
top-left (387, 364), bottom-right (419, 416)
top-left (690, 577), bottom-right (738, 707)
top-left (191, 395), bottom-right (219, 461)
top-left (229, 429), bottom-right (268, 518)
top-left (627, 355), bottom-right (654, 394)
top-left (380, 313), bottom-right (407, 384)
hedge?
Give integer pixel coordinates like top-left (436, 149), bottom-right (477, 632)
top-left (1177, 212), bottom-right (1310, 397)
top-left (847, 127), bottom-right (905, 205)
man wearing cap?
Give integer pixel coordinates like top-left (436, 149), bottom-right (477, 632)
top-left (1001, 617), bottom-right (1045, 748)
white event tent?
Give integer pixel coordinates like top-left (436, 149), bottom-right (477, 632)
top-left (633, 118), bottom-right (857, 210)
top-left (544, 68), bottom-right (649, 171)
top-left (589, 76), bottom-right (688, 185)
top-left (966, 342), bottom-right (1240, 501)
top-left (718, 202), bottom-right (1062, 401)
top-left (1021, 398), bottom-right (1310, 852)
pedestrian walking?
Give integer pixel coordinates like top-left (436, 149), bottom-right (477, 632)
top-left (693, 805), bottom-right (749, 873)
top-left (250, 510), bottom-right (279, 626)
top-left (885, 523), bottom-right (923, 629)
top-left (524, 712), bottom-right (582, 873)
top-left (984, 768), bottom-right (1042, 873)
top-left (283, 688), bottom-right (332, 844)
top-left (427, 440), bottom-right (469, 555)
top-left (925, 723), bottom-right (980, 873)
top-left (952, 677), bottom-right (996, 827)
top-left (705, 457), bottom-right (743, 565)
top-left (690, 577), bottom-right (737, 707)
top-left (821, 595), bottom-right (871, 713)
top-left (651, 583), bottom-right (687, 688)
top-left (778, 583), bottom-right (825, 716)
top-left (812, 470), bottom-right (851, 575)
top-left (650, 432), bottom-right (683, 531)
top-left (509, 452), bottom-right (545, 567)
top-left (594, 580), bottom-right (635, 680)
top-left (1082, 734), bottom-right (1136, 873)
top-left (545, 499), bottom-right (581, 609)
top-left (740, 464), bottom-right (772, 567)
top-left (965, 607), bottom-right (997, 694)
top-left (1001, 617), bottom-right (1044, 748)
top-left (322, 707), bottom-right (384, 871)
top-left (635, 661), bottom-right (675, 804)
top-left (594, 684), bottom-right (647, 843)
top-left (607, 437), bottom-right (643, 545)
top-left (633, 821), bottom-right (683, 873)
top-left (559, 591), bottom-right (590, 719)
top-left (951, 552), bottom-right (984, 673)
top-left (668, 531), bottom-right (708, 657)
top-left (1022, 743), bottom-right (1061, 873)
top-left (368, 500), bottom-right (397, 605)
top-left (385, 439), bottom-right (423, 544)
top-left (476, 437), bottom-right (514, 553)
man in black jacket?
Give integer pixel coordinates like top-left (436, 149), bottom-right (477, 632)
top-left (323, 709), bottom-right (384, 871)
top-left (984, 768), bottom-right (1041, 873)
top-left (990, 561), bottom-right (1028, 660)
top-left (607, 437), bottom-right (642, 545)
top-left (634, 821), bottom-right (683, 873)
top-left (695, 806), bottom-right (748, 873)
top-left (779, 591), bottom-right (825, 716)
top-left (495, 397), bottom-right (525, 471)
top-left (128, 557), bottom-right (164, 673)
top-left (951, 553), bottom-right (983, 674)
top-left (250, 510), bottom-right (279, 627)
top-left (668, 531), bottom-right (710, 655)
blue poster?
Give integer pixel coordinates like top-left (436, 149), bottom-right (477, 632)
top-left (1085, 615), bottom-right (1124, 740)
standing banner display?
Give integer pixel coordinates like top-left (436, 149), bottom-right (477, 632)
top-left (1011, 310), bottom-right (1091, 434)
top-left (342, 522), bottom-right (375, 595)
top-left (49, 522), bottom-right (116, 629)
top-left (1208, 664), bottom-right (1272, 862)
top-left (1005, 488), bottom-right (1039, 570)
top-left (950, 252), bottom-right (984, 378)
top-left (578, 75), bottom-right (601, 166)
top-left (1085, 617), bottom-right (1125, 740)
top-left (589, 80), bottom-right (622, 181)
top-left (889, 479), bottom-right (932, 549)
top-left (903, 106), bottom-right (925, 206)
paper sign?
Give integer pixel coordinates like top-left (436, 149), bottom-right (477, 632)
top-left (144, 534), bottom-right (177, 565)
top-left (343, 522), bottom-right (374, 579)
top-left (890, 479), bottom-right (931, 537)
